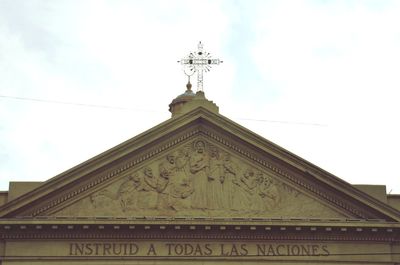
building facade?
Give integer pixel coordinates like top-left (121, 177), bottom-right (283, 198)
top-left (1, 88), bottom-right (399, 264)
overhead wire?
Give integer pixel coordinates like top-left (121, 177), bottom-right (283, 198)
top-left (0, 94), bottom-right (327, 127)
top-left (0, 95), bottom-right (159, 113)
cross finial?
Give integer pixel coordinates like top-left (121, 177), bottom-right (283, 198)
top-left (198, 41), bottom-right (204, 50)
top-left (178, 42), bottom-right (223, 92)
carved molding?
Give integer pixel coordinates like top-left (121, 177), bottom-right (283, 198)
top-left (0, 230), bottom-right (396, 242)
top-left (24, 126), bottom-right (372, 219)
top-left (52, 137), bottom-right (346, 219)
top-left (28, 129), bottom-right (200, 216)
top-left (201, 129), bottom-right (368, 218)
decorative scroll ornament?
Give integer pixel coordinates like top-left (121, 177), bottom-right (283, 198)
top-left (178, 42), bottom-right (223, 92)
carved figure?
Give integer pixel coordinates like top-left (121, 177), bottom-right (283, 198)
top-left (220, 152), bottom-right (237, 209)
top-left (157, 159), bottom-right (172, 210)
top-left (172, 151), bottom-right (193, 199)
top-left (231, 171), bottom-right (250, 211)
top-left (157, 153), bottom-right (192, 210)
top-left (231, 168), bottom-right (264, 212)
top-left (91, 189), bottom-right (116, 209)
top-left (189, 140), bottom-right (210, 209)
top-left (207, 146), bottom-right (224, 210)
top-left (84, 139), bottom-right (289, 216)
top-left (165, 153), bottom-right (190, 193)
top-left (247, 170), bottom-right (265, 212)
top-left (118, 173), bottom-right (141, 211)
top-left (258, 175), bottom-right (280, 210)
top-left (136, 167), bottom-right (158, 209)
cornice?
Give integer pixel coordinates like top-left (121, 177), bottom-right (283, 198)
top-left (19, 127), bottom-right (365, 219)
top-left (203, 114), bottom-right (400, 221)
top-left (28, 129), bottom-right (200, 217)
top-left (200, 128), bottom-right (367, 219)
top-left (0, 110), bottom-right (206, 216)
top-left (2, 216), bottom-right (399, 226)
top-left (1, 107), bottom-right (399, 223)
top-left (1, 218), bottom-right (399, 242)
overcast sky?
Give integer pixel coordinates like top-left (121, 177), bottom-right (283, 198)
top-left (1, 0), bottom-right (399, 194)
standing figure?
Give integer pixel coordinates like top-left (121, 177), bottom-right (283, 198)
top-left (173, 150), bottom-right (193, 200)
top-left (232, 168), bottom-right (252, 211)
top-left (157, 158), bottom-right (172, 210)
top-left (207, 146), bottom-right (224, 210)
top-left (220, 152), bottom-right (237, 210)
top-left (189, 140), bottom-right (210, 210)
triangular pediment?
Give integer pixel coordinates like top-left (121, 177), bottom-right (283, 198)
top-left (1, 107), bottom-right (399, 222)
top-left (52, 137), bottom-right (348, 219)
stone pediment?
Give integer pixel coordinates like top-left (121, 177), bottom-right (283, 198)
top-left (54, 138), bottom-right (346, 218)
top-left (1, 107), bottom-right (399, 221)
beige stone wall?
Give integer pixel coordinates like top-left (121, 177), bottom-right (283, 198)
top-left (353, 185), bottom-right (388, 203)
top-left (0, 259), bottom-right (395, 265)
top-left (7, 182), bottom-right (42, 202)
top-left (1, 240), bottom-right (395, 265)
top-left (0, 192), bottom-right (8, 207)
top-left (388, 195), bottom-right (400, 211)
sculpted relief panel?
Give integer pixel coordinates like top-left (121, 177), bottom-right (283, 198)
top-left (55, 139), bottom-right (346, 218)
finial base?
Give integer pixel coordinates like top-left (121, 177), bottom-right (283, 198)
top-left (169, 89), bottom-right (218, 117)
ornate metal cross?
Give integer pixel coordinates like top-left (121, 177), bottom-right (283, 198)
top-left (178, 42), bottom-right (223, 92)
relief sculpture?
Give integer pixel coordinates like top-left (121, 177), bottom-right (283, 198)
top-left (56, 139), bottom-right (346, 218)
top-left (190, 140), bottom-right (210, 210)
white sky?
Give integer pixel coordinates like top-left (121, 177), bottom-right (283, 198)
top-left (0, 0), bottom-right (399, 194)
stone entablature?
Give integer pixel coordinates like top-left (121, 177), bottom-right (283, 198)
top-left (1, 219), bottom-right (399, 263)
top-left (1, 107), bottom-right (399, 222)
top-left (1, 218), bottom-right (399, 240)
top-left (1, 100), bottom-right (400, 264)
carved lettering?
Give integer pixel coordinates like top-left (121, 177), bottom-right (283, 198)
top-left (300, 244), bottom-right (310, 256)
top-left (266, 245), bottom-right (276, 256)
top-left (240, 244), bottom-right (248, 256)
top-left (69, 243), bottom-right (139, 256)
top-left (75, 243), bottom-right (84, 255)
top-left (94, 243), bottom-right (101, 255)
top-left (103, 243), bottom-right (111, 255)
top-left (276, 244), bottom-right (285, 256)
top-left (322, 245), bottom-right (330, 256)
top-left (68, 242), bottom-right (330, 257)
top-left (147, 244), bottom-right (157, 256)
top-left (291, 245), bottom-right (300, 256)
top-left (255, 243), bottom-right (330, 256)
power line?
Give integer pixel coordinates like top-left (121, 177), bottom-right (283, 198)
top-left (0, 95), bottom-right (326, 127)
top-left (0, 95), bottom-right (160, 113)
top-left (237, 117), bottom-right (327, 127)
